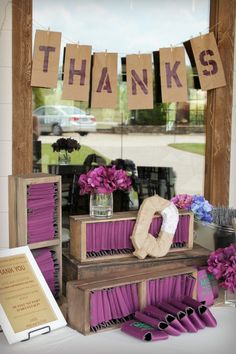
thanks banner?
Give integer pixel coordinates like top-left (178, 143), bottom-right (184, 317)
top-left (159, 47), bottom-right (188, 103)
top-left (31, 30), bottom-right (226, 108)
top-left (62, 44), bottom-right (92, 101)
top-left (91, 52), bottom-right (118, 108)
top-left (31, 30), bottom-right (61, 88)
top-left (126, 54), bottom-right (153, 110)
top-left (190, 32), bottom-right (226, 90)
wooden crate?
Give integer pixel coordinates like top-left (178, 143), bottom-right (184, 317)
top-left (8, 173), bottom-right (62, 297)
top-left (67, 265), bottom-right (197, 335)
top-left (70, 210), bottom-right (194, 263)
top-left (62, 244), bottom-right (209, 291)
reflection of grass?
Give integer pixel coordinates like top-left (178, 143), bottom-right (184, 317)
top-left (41, 144), bottom-right (111, 172)
top-left (168, 143), bottom-right (205, 156)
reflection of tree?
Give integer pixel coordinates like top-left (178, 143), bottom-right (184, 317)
top-left (131, 103), bottom-right (170, 125)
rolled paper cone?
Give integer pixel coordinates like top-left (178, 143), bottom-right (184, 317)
top-left (102, 290), bottom-right (112, 323)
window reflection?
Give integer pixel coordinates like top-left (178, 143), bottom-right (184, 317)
top-left (32, 0), bottom-right (209, 226)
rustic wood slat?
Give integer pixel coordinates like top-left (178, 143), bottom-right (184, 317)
top-left (12, 0), bottom-right (33, 174)
top-left (204, 0), bottom-right (235, 205)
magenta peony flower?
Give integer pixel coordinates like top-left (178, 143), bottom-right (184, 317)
top-left (171, 194), bottom-right (193, 210)
top-left (78, 166), bottom-right (132, 195)
top-left (207, 244), bottom-right (236, 293)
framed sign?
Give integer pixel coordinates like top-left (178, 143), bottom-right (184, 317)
top-left (0, 247), bottom-right (66, 344)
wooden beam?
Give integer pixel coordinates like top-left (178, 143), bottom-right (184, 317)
top-left (204, 0), bottom-right (235, 205)
top-left (12, 0), bottom-right (32, 174)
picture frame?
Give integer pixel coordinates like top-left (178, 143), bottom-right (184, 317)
top-left (0, 246), bottom-right (66, 344)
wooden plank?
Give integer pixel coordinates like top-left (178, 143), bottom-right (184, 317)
top-left (8, 176), bottom-right (17, 247)
top-left (204, 0), bottom-right (235, 205)
top-left (75, 265), bottom-right (195, 290)
top-left (12, 0), bottom-right (33, 174)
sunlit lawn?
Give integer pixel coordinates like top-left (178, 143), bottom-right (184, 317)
top-left (168, 143), bottom-right (205, 156)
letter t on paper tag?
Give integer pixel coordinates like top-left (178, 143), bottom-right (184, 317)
top-left (160, 47), bottom-right (188, 103)
top-left (91, 52), bottom-right (118, 108)
top-left (62, 44), bottom-right (92, 101)
top-left (31, 30), bottom-right (61, 88)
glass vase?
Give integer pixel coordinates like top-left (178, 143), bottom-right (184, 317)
top-left (58, 150), bottom-right (71, 165)
top-left (224, 289), bottom-right (236, 307)
top-left (90, 193), bottom-right (113, 219)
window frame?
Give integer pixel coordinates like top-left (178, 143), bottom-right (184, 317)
top-left (12, 0), bottom-right (235, 205)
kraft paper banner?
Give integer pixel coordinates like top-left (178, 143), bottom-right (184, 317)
top-left (160, 47), bottom-right (188, 103)
top-left (190, 32), bottom-right (226, 90)
top-left (91, 52), bottom-right (118, 108)
top-left (62, 44), bottom-right (92, 101)
top-left (31, 30), bottom-right (61, 88)
top-left (126, 54), bottom-right (153, 110)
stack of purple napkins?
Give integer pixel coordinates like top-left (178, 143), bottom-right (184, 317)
top-left (32, 248), bottom-right (59, 298)
top-left (121, 296), bottom-right (217, 341)
top-left (90, 284), bottom-right (139, 332)
top-left (27, 183), bottom-right (57, 243)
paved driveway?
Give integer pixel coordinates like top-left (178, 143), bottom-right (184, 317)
top-left (40, 133), bottom-right (205, 195)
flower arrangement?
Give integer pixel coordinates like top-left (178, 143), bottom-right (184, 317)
top-left (51, 137), bottom-right (81, 153)
top-left (78, 165), bottom-right (132, 195)
top-left (171, 194), bottom-right (213, 223)
top-left (207, 244), bottom-right (236, 293)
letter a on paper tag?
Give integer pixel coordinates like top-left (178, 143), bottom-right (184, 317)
top-left (126, 54), bottom-right (153, 110)
top-left (62, 44), bottom-right (92, 101)
top-left (190, 32), bottom-right (226, 90)
top-left (160, 47), bottom-right (188, 103)
top-left (31, 30), bottom-right (61, 88)
top-left (91, 52), bottom-right (118, 108)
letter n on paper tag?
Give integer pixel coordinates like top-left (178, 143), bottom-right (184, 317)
top-left (91, 52), bottom-right (118, 108)
top-left (190, 32), bottom-right (226, 90)
top-left (62, 44), bottom-right (92, 101)
top-left (160, 47), bottom-right (188, 103)
top-left (31, 30), bottom-right (61, 88)
top-left (126, 54), bottom-right (153, 110)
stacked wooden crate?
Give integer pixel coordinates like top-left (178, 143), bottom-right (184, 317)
top-left (8, 173), bottom-right (62, 298)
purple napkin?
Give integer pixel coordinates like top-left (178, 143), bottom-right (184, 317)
top-left (121, 320), bottom-right (169, 341)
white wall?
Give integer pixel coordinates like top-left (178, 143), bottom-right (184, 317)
top-left (229, 19), bottom-right (236, 207)
top-left (0, 0), bottom-right (12, 248)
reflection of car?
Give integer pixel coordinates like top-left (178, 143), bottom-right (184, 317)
top-left (33, 105), bottom-right (96, 136)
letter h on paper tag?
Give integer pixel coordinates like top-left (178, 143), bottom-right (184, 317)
top-left (62, 44), bottom-right (92, 101)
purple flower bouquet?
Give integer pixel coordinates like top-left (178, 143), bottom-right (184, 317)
top-left (207, 244), bottom-right (236, 293)
top-left (78, 165), bottom-right (132, 195)
top-left (78, 166), bottom-right (132, 218)
top-left (171, 194), bottom-right (213, 223)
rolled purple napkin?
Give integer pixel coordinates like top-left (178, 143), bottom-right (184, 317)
top-left (121, 320), bottom-right (169, 341)
top-left (157, 302), bottom-right (197, 333)
top-left (171, 298), bottom-right (206, 330)
top-left (134, 312), bottom-right (168, 330)
top-left (182, 296), bottom-right (217, 328)
top-left (143, 305), bottom-right (184, 333)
